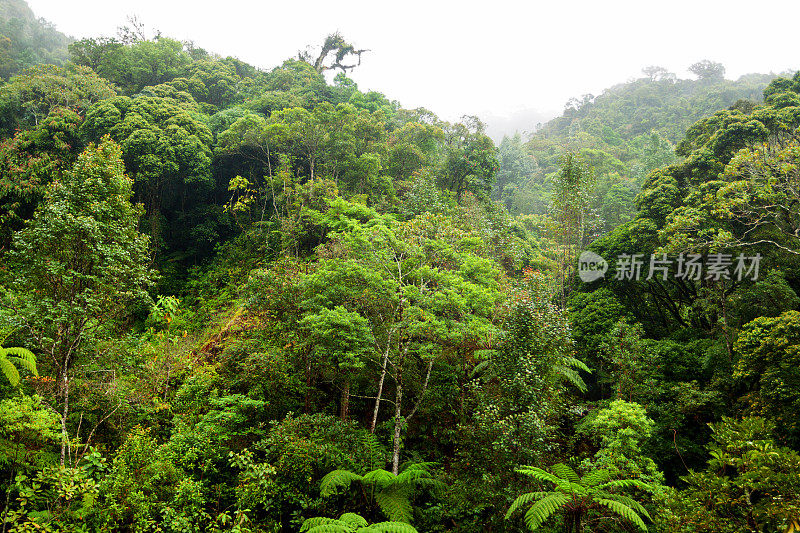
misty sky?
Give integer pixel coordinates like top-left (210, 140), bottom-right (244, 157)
top-left (26, 0), bottom-right (800, 139)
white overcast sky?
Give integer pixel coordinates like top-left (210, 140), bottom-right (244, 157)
top-left (26, 0), bottom-right (800, 137)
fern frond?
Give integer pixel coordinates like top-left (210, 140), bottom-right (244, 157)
top-left (301, 517), bottom-right (351, 532)
top-left (375, 486), bottom-right (413, 523)
top-left (409, 476), bottom-right (447, 494)
top-left (321, 469), bottom-right (363, 496)
top-left (394, 468), bottom-right (427, 485)
top-left (601, 493), bottom-right (652, 521)
top-left (363, 433), bottom-right (385, 471)
top-left (8, 357), bottom-right (38, 376)
top-left (522, 493), bottom-right (570, 530)
top-left (0, 347), bottom-right (37, 386)
top-left (469, 359), bottom-right (490, 378)
top-left (553, 365), bottom-right (587, 392)
top-left (596, 478), bottom-right (652, 492)
top-left (339, 513), bottom-right (369, 528)
top-left (550, 463), bottom-right (580, 484)
top-left (504, 492), bottom-right (548, 519)
top-left (580, 468), bottom-right (611, 487)
top-left (0, 357), bottom-right (21, 387)
top-left (562, 355), bottom-right (590, 373)
top-left (303, 525), bottom-right (352, 533)
top-left (363, 468), bottom-right (396, 488)
top-left (367, 522), bottom-right (419, 533)
top-left (515, 464), bottom-right (577, 493)
top-left (594, 498), bottom-right (648, 531)
top-left (514, 466), bottom-right (566, 488)
top-left (399, 461), bottom-right (438, 471)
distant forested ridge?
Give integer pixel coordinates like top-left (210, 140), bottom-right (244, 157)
top-left (497, 63), bottom-right (780, 233)
top-left (1, 1), bottom-right (800, 532)
top-left (0, 0), bottom-right (70, 78)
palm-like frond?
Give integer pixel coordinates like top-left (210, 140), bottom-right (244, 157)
top-left (596, 478), bottom-right (652, 492)
top-left (363, 468), bottom-right (396, 488)
top-left (550, 463), bottom-right (580, 484)
top-left (301, 517), bottom-right (352, 532)
top-left (504, 492), bottom-right (550, 519)
top-left (303, 525), bottom-right (353, 533)
top-left (508, 464), bottom-right (652, 532)
top-left (515, 466), bottom-right (570, 489)
top-left (399, 461), bottom-right (438, 471)
top-left (469, 359), bottom-right (490, 378)
top-left (553, 365), bottom-right (587, 392)
top-left (302, 513), bottom-right (419, 533)
top-left (594, 498), bottom-right (648, 531)
top-left (522, 493), bottom-right (570, 531)
top-left (339, 513), bottom-right (369, 528)
top-left (408, 475), bottom-right (446, 494)
top-left (516, 466), bottom-right (581, 493)
top-left (580, 468), bottom-right (612, 488)
top-left (321, 469), bottom-right (364, 496)
top-left (375, 484), bottom-right (413, 523)
top-left (0, 347), bottom-right (38, 387)
top-left (563, 355), bottom-right (590, 373)
top-left (366, 522), bottom-right (419, 533)
top-left (395, 464), bottom-right (445, 495)
top-left (600, 493), bottom-right (652, 521)
top-left (0, 357), bottom-right (21, 387)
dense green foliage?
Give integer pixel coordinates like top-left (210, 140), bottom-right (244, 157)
top-left (1, 3), bottom-right (799, 532)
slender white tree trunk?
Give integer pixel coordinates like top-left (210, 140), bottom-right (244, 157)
top-left (370, 341), bottom-right (392, 433)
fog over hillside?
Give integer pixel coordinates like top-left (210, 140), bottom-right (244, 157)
top-left (480, 107), bottom-right (559, 143)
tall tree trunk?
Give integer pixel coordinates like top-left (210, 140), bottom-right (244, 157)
top-left (391, 377), bottom-right (403, 475)
top-left (60, 365), bottom-right (69, 466)
top-left (391, 343), bottom-right (408, 475)
top-left (370, 341), bottom-right (391, 433)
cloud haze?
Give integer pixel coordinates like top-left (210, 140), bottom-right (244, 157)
top-left (27, 0), bottom-right (799, 138)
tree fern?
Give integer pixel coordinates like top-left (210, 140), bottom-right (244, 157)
top-left (514, 465), bottom-right (570, 488)
top-left (553, 355), bottom-right (590, 392)
top-left (339, 513), bottom-right (370, 528)
top-left (301, 513), bottom-right (418, 533)
top-left (550, 463), bottom-right (580, 485)
top-left (362, 469), bottom-right (395, 488)
top-left (522, 493), bottom-right (570, 530)
top-left (579, 467), bottom-right (612, 488)
top-left (321, 469), bottom-right (364, 496)
top-left (319, 461), bottom-right (441, 524)
top-left (0, 346), bottom-right (38, 386)
top-left (504, 491), bottom-right (550, 519)
top-left (595, 498), bottom-right (648, 531)
top-left (507, 463), bottom-right (652, 532)
top-left (375, 485), bottom-right (413, 523)
top-left (600, 493), bottom-right (652, 521)
top-left (365, 522), bottom-right (419, 533)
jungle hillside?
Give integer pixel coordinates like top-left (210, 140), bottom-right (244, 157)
top-left (1, 2), bottom-right (800, 532)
